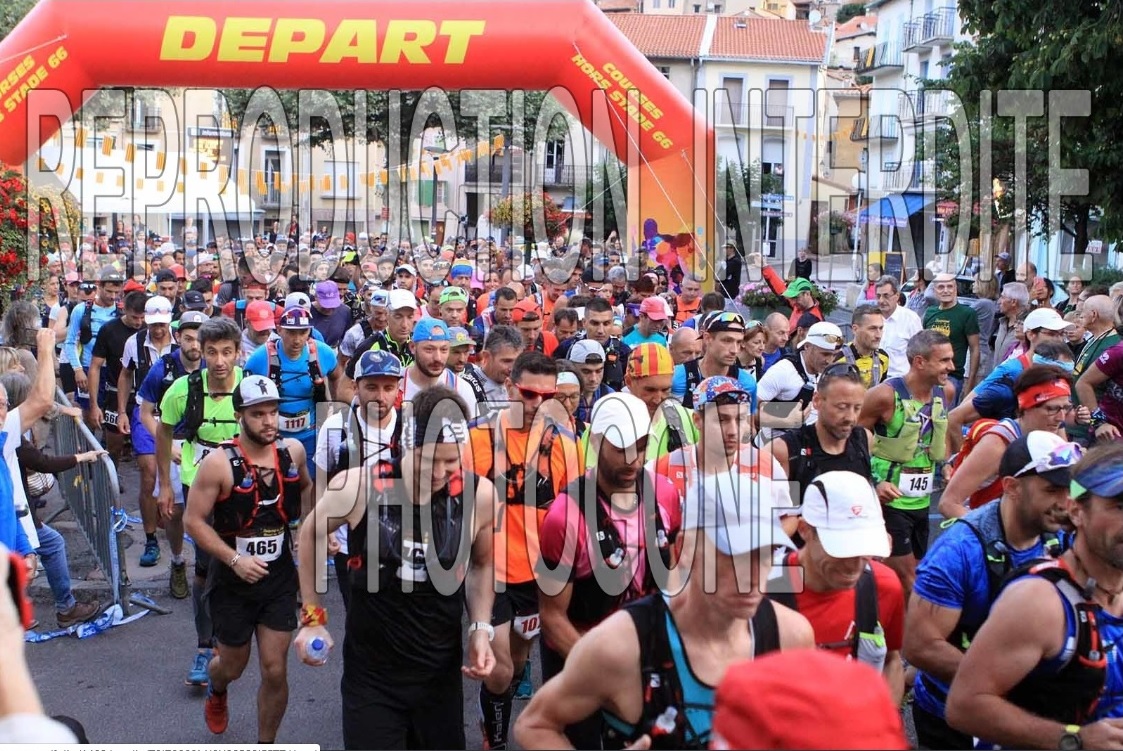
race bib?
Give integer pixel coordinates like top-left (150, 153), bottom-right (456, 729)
top-left (397, 538), bottom-right (428, 583)
top-left (899, 469), bottom-right (934, 498)
top-left (280, 411), bottom-right (309, 433)
top-left (102, 409), bottom-right (119, 428)
top-left (513, 613), bottom-right (541, 641)
top-left (236, 529), bottom-right (285, 562)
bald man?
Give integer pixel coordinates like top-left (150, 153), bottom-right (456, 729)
top-left (762, 312), bottom-right (790, 371)
top-left (669, 327), bottom-right (702, 365)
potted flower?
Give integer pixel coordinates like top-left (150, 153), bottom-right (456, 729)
top-left (740, 280), bottom-right (786, 320)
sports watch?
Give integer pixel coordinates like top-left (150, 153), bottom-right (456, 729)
top-left (1059, 725), bottom-right (1083, 750)
top-left (468, 621), bottom-right (495, 642)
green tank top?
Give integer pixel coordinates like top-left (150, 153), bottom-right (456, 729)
top-left (871, 379), bottom-right (947, 511)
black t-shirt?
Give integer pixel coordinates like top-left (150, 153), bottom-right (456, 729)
top-left (721, 254), bottom-right (744, 298)
top-left (92, 319), bottom-right (144, 404)
top-left (781, 423), bottom-right (873, 497)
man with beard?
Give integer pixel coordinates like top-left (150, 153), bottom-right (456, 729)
top-left (185, 375), bottom-right (312, 742)
top-left (401, 318), bottom-right (479, 417)
top-left (138, 311), bottom-right (208, 600)
top-left (517, 469), bottom-right (813, 750)
top-left (904, 432), bottom-right (1079, 750)
top-left (767, 363), bottom-right (874, 492)
top-left (945, 442), bottom-right (1123, 750)
top-left (294, 387), bottom-right (498, 750)
top-left (158, 318), bottom-right (245, 686)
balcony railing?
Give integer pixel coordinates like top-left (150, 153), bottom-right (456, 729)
top-left (899, 89), bottom-right (952, 124)
top-left (717, 103), bottom-right (795, 128)
top-left (543, 164), bottom-right (589, 186)
top-left (882, 161), bottom-right (935, 192)
top-left (856, 41), bottom-right (903, 74)
top-left (903, 8), bottom-right (955, 50)
top-left (850, 117), bottom-right (868, 141)
top-left (870, 114), bottom-right (900, 140)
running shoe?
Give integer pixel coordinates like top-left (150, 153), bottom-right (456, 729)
top-left (186, 649), bottom-right (212, 686)
top-left (514, 660), bottom-right (534, 700)
top-left (170, 561), bottom-right (188, 599)
top-left (204, 686), bottom-right (228, 734)
top-left (139, 540), bottom-right (160, 567)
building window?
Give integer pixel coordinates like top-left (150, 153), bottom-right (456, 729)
top-left (712, 3), bottom-right (722, 11)
top-left (693, 3), bottom-right (701, 12)
top-left (721, 76), bottom-right (744, 125)
top-left (325, 160), bottom-right (357, 198)
top-left (766, 79), bottom-right (790, 126)
top-left (668, 0), bottom-right (676, 7)
top-left (657, 65), bottom-right (672, 79)
top-left (853, 46), bottom-right (861, 62)
top-left (263, 150), bottom-right (283, 205)
top-left (650, 0), bottom-right (661, 7)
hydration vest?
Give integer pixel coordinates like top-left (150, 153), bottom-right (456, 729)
top-left (872, 376), bottom-right (948, 465)
top-left (133, 329), bottom-right (176, 394)
top-left (949, 417), bottom-right (1021, 509)
top-left (681, 359), bottom-right (743, 410)
top-left (781, 423), bottom-right (874, 491)
top-left (1003, 559), bottom-right (1107, 725)
top-left (839, 343), bottom-right (888, 388)
top-left (78, 300), bottom-right (118, 345)
top-left (768, 555), bottom-right (884, 668)
top-left (182, 369), bottom-right (241, 444)
top-left (266, 338), bottom-right (327, 405)
top-left (467, 412), bottom-right (562, 511)
top-left (212, 440), bottom-right (303, 565)
top-left (601, 594), bottom-right (781, 750)
top-left (559, 473), bottom-right (674, 630)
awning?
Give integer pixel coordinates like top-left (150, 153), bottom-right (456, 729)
top-left (859, 192), bottom-right (932, 228)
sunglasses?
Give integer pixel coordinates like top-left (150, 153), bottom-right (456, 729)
top-left (813, 333), bottom-right (846, 347)
top-left (1014, 442), bottom-right (1084, 478)
top-left (517, 386), bottom-right (557, 401)
top-left (1035, 403), bottom-right (1076, 417)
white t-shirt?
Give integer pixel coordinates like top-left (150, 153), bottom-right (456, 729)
top-left (314, 408), bottom-right (399, 556)
top-left (4, 410), bottom-right (39, 549)
top-left (756, 352), bottom-right (820, 444)
top-left (401, 368), bottom-right (480, 418)
top-left (121, 331), bottom-right (174, 377)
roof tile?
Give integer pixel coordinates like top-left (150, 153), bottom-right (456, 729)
top-left (606, 14), bottom-right (707, 58)
top-left (707, 16), bottom-right (828, 62)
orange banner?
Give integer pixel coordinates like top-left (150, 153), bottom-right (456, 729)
top-left (0, 0), bottom-right (716, 281)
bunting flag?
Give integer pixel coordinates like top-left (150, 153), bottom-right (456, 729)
top-left (321, 175), bottom-right (332, 192)
top-left (102, 136), bottom-right (114, 156)
top-left (125, 143), bottom-right (135, 163)
top-left (74, 126), bottom-right (87, 148)
top-left (156, 152), bottom-right (166, 171)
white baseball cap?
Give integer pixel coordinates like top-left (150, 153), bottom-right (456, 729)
top-left (396, 263), bottom-right (418, 276)
top-left (684, 472), bottom-right (796, 555)
top-left (1024, 307), bottom-right (1074, 332)
top-left (801, 471), bottom-right (890, 559)
top-left (589, 393), bottom-right (651, 449)
top-left (570, 339), bottom-right (607, 364)
top-left (144, 295), bottom-right (173, 324)
top-left (284, 292), bottom-right (311, 311)
top-left (388, 289), bottom-right (419, 311)
top-left (797, 321), bottom-right (845, 351)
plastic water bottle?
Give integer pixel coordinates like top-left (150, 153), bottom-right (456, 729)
top-left (307, 637), bottom-right (329, 664)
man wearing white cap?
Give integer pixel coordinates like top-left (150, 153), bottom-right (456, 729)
top-left (519, 468), bottom-right (813, 750)
top-left (757, 321), bottom-right (845, 443)
top-left (345, 288), bottom-right (418, 375)
top-left (924, 272), bottom-right (981, 405)
top-left (119, 295), bottom-right (177, 567)
top-left (766, 471), bottom-right (906, 703)
top-left (569, 339), bottom-right (614, 423)
top-left (536, 392), bottom-right (683, 749)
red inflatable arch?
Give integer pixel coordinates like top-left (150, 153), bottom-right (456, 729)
top-left (0, 0), bottom-right (714, 278)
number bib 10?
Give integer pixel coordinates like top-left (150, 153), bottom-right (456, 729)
top-left (899, 468), bottom-right (934, 498)
top-left (513, 613), bottom-right (541, 641)
top-left (236, 528), bottom-right (285, 562)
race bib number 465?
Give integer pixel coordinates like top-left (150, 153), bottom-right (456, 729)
top-left (236, 530), bottom-right (285, 562)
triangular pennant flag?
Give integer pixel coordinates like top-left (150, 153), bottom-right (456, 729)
top-left (135, 178), bottom-right (144, 190)
top-left (176, 181), bottom-right (185, 194)
top-left (102, 137), bottom-right (114, 156)
top-left (75, 126), bottom-right (87, 148)
top-left (321, 175), bottom-right (332, 192)
top-left (38, 157), bottom-right (48, 172)
top-left (95, 171), bottom-right (104, 185)
top-left (254, 171), bottom-right (266, 193)
top-left (157, 180), bottom-right (165, 192)
top-left (492, 134), bottom-right (505, 151)
top-left (237, 170), bottom-right (249, 193)
top-left (116, 174), bottom-right (124, 188)
top-left (218, 165), bottom-right (229, 184)
top-left (125, 143), bottom-right (135, 163)
top-left (378, 169), bottom-right (388, 184)
top-left (74, 167), bottom-right (83, 180)
top-left (156, 152), bottom-right (166, 171)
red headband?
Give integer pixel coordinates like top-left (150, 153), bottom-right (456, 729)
top-left (1017, 379), bottom-right (1071, 411)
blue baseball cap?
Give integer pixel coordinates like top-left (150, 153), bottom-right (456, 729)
top-left (451, 262), bottom-right (473, 279)
top-left (354, 350), bottom-right (404, 380)
top-left (412, 317), bottom-right (451, 343)
top-left (278, 306), bottom-right (313, 330)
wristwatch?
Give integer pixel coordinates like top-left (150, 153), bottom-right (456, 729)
top-left (1059, 725), bottom-right (1083, 751)
top-left (468, 621), bottom-right (495, 642)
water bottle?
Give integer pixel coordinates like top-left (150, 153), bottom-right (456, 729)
top-left (307, 636), bottom-right (329, 663)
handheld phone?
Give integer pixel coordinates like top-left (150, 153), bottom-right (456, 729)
top-left (7, 551), bottom-right (34, 630)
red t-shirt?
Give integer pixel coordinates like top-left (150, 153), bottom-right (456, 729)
top-left (787, 553), bottom-right (905, 657)
top-left (1094, 342), bottom-right (1123, 430)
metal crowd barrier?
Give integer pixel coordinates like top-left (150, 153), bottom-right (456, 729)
top-left (50, 388), bottom-right (131, 613)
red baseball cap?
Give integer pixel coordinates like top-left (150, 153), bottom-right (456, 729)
top-left (512, 297), bottom-right (542, 323)
top-left (123, 279), bottom-right (146, 294)
top-left (711, 652), bottom-right (908, 750)
top-left (245, 300), bottom-right (276, 332)
top-left (639, 296), bottom-right (669, 321)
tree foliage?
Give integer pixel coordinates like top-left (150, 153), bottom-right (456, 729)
top-left (218, 89), bottom-right (556, 165)
top-left (488, 191), bottom-right (568, 242)
top-left (835, 3), bottom-right (866, 25)
top-left (930, 1), bottom-right (1123, 251)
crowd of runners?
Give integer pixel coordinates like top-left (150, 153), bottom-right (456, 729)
top-left (2, 226), bottom-right (1123, 750)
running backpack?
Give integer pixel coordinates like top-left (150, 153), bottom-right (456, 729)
top-left (266, 339), bottom-right (327, 404)
top-left (767, 561), bottom-right (879, 660)
top-left (681, 359), bottom-right (742, 410)
top-left (948, 418), bottom-right (1020, 508)
top-left (182, 370), bottom-right (240, 443)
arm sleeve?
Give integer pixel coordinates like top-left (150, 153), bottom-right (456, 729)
top-left (63, 307), bottom-right (82, 366)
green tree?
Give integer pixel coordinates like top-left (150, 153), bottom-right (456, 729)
top-left (835, 3), bottom-right (866, 24)
top-left (930, 1), bottom-right (1123, 253)
top-left (0, 0), bottom-right (37, 41)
